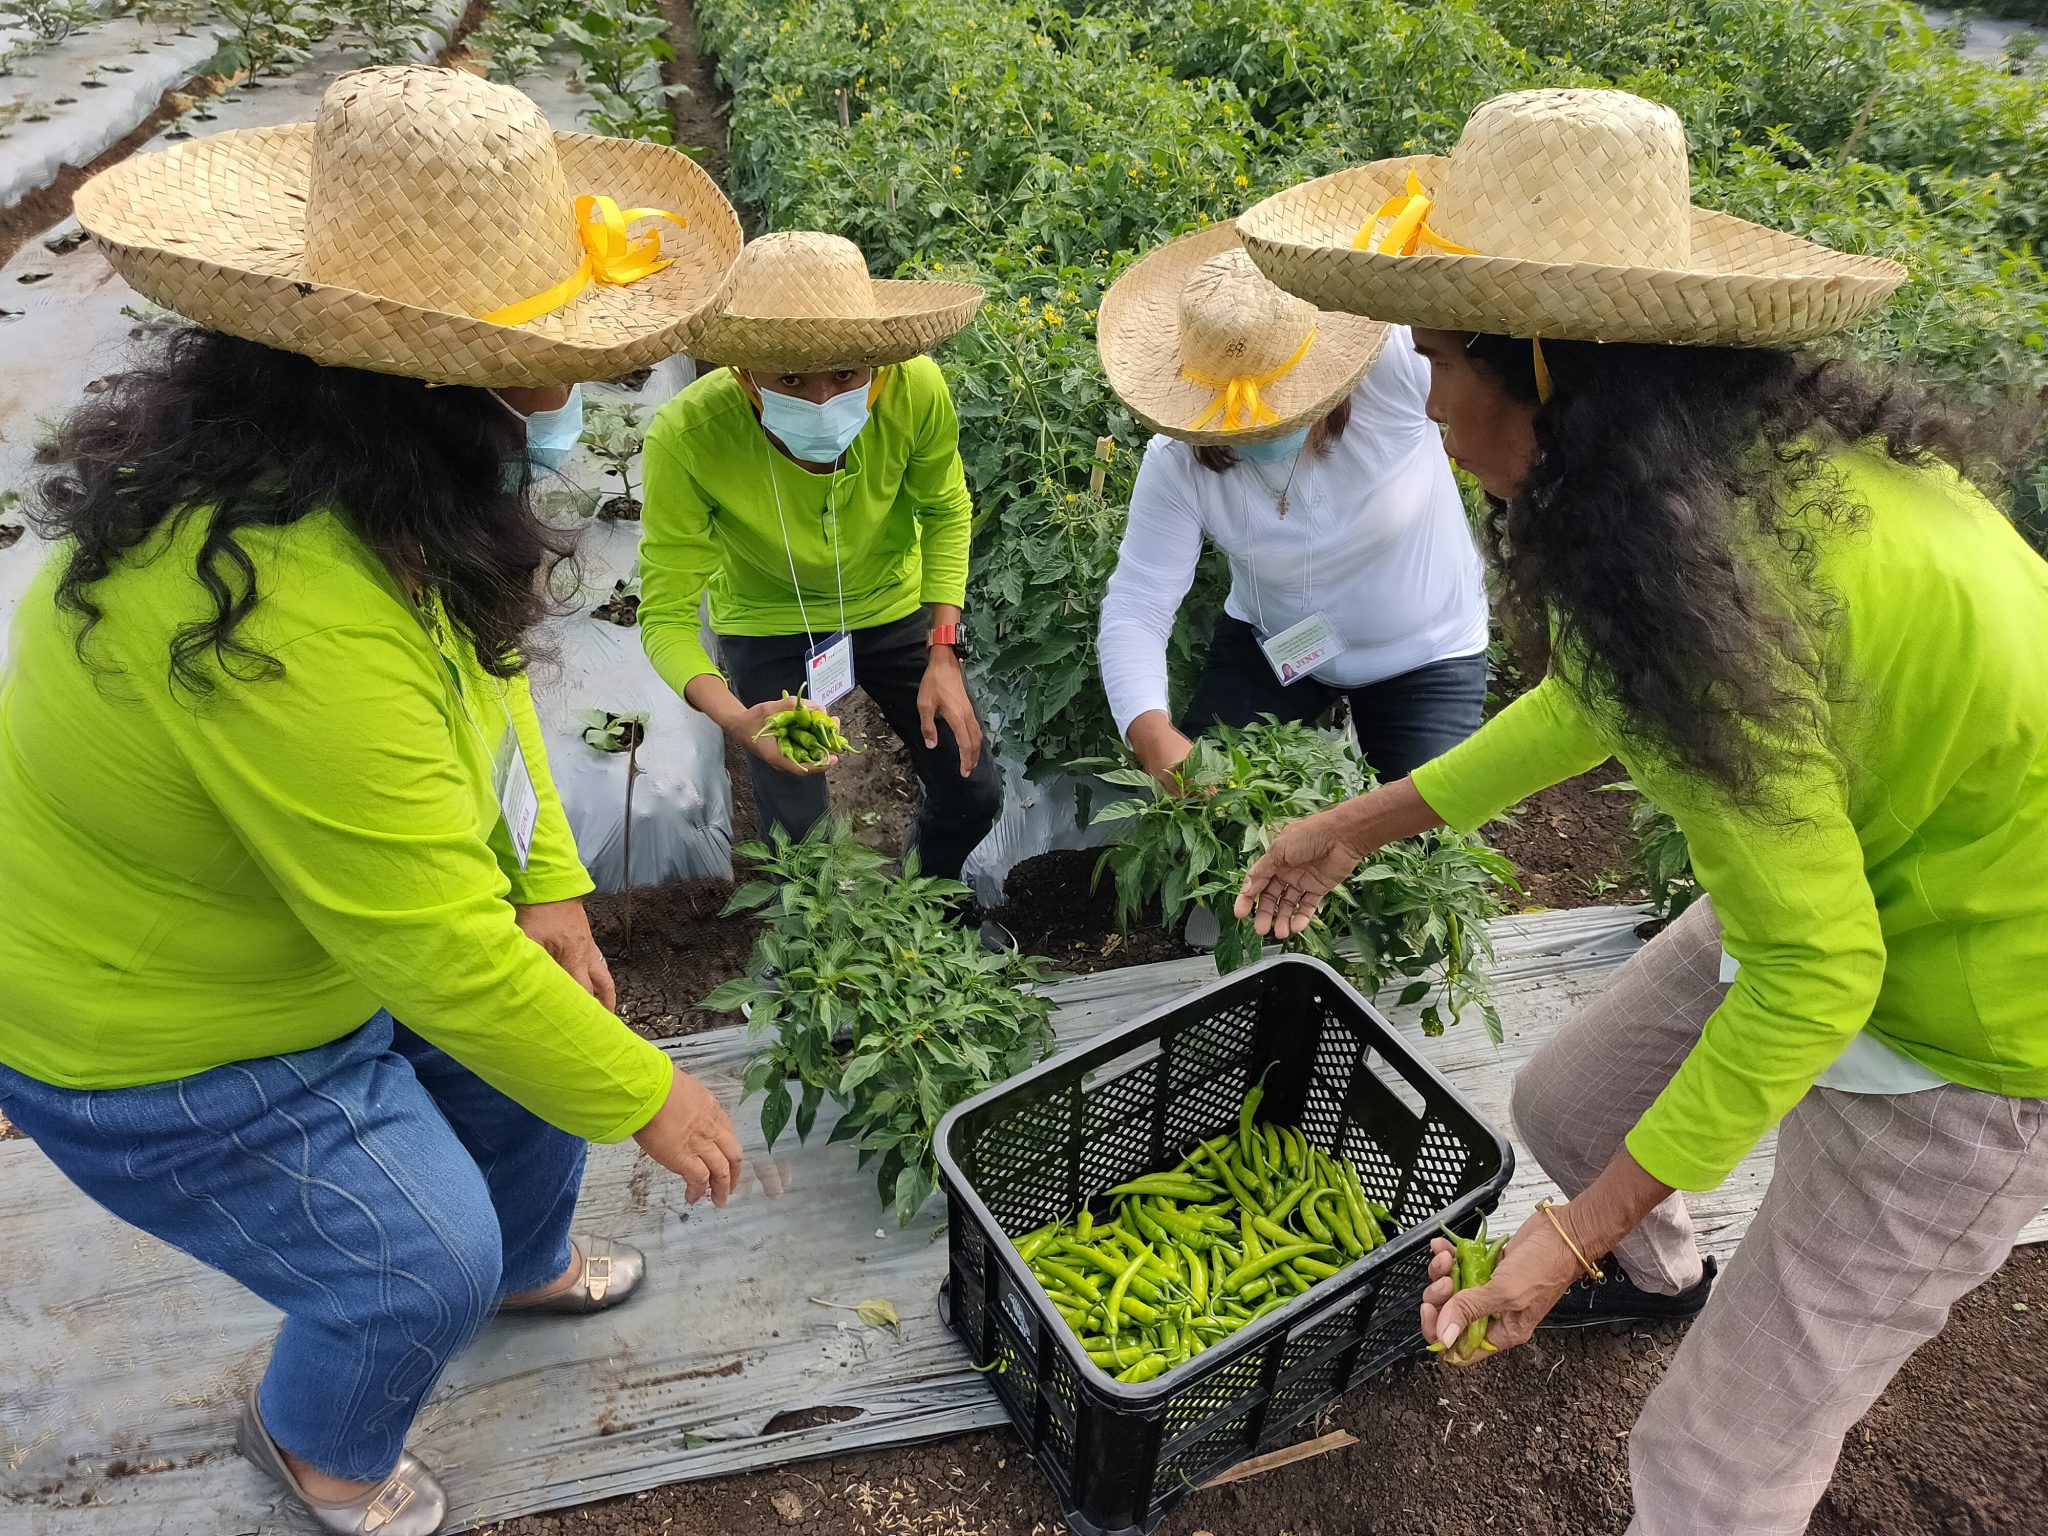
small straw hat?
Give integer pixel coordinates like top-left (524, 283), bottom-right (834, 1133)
top-left (1238, 88), bottom-right (1906, 347)
top-left (1097, 221), bottom-right (1389, 446)
top-left (73, 66), bottom-right (742, 387)
top-left (689, 231), bottom-right (985, 372)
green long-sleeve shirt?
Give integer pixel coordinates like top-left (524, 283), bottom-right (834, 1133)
top-left (1412, 449), bottom-right (2048, 1191)
top-left (638, 357), bottom-right (974, 696)
top-left (0, 512), bottom-right (673, 1142)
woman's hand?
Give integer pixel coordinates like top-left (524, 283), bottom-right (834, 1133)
top-left (516, 898), bottom-right (616, 1009)
top-left (634, 1066), bottom-right (745, 1206)
top-left (1420, 1207), bottom-right (1588, 1362)
top-left (918, 647), bottom-right (983, 775)
top-left (1236, 779), bottom-right (1447, 938)
top-left (733, 696), bottom-right (838, 777)
top-left (1126, 711), bottom-right (1195, 792)
top-left (1234, 804), bottom-right (1373, 938)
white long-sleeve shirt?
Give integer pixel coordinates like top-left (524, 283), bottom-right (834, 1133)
top-left (1098, 328), bottom-right (1490, 739)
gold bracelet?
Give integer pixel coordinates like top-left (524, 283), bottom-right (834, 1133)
top-left (1536, 1196), bottom-right (1606, 1283)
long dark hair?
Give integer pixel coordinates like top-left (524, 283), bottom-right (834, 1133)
top-left (32, 326), bottom-right (572, 693)
top-left (1193, 395), bottom-right (1352, 474)
top-left (1467, 334), bottom-right (2010, 805)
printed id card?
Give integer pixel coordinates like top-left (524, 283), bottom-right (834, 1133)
top-left (493, 724), bottom-right (539, 870)
top-left (1258, 612), bottom-right (1338, 686)
top-left (805, 629), bottom-right (856, 708)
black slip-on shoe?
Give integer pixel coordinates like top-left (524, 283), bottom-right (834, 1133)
top-left (1540, 1254), bottom-right (1718, 1331)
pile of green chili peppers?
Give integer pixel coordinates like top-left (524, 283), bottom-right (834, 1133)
top-left (1011, 1076), bottom-right (1396, 1384)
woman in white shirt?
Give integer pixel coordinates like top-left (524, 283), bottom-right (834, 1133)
top-left (1095, 223), bottom-right (1488, 785)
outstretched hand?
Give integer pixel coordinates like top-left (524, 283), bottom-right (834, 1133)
top-left (1234, 804), bottom-right (1373, 939)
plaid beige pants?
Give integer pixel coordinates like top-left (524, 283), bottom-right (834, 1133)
top-left (1510, 897), bottom-right (2048, 1535)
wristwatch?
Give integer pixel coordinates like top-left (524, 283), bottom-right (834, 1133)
top-left (928, 620), bottom-right (970, 660)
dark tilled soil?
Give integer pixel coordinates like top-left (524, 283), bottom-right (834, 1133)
top-left (1488, 761), bottom-right (1642, 912)
top-left (486, 1246), bottom-right (2048, 1536)
top-left (657, 0), bottom-right (730, 180)
top-left (995, 847), bottom-right (1191, 975)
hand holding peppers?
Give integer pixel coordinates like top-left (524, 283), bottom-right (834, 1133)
top-left (1420, 1203), bottom-right (1594, 1363)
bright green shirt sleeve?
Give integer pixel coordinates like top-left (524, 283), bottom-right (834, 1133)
top-left (152, 623), bottom-right (673, 1142)
top-left (1409, 675), bottom-right (1610, 830)
top-left (1625, 748), bottom-right (1887, 1190)
top-left (901, 364), bottom-right (973, 608)
top-left (638, 427), bottom-right (725, 697)
top-left (499, 670), bottom-right (596, 906)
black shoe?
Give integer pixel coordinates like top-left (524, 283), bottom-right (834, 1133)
top-left (1540, 1254), bottom-right (1717, 1331)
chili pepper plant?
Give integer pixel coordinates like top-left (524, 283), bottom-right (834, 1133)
top-left (711, 820), bottom-right (1059, 1224)
top-left (1086, 719), bottom-right (1514, 1039)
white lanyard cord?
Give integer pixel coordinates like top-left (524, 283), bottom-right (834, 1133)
top-left (1240, 447), bottom-right (1312, 635)
top-left (763, 429), bottom-right (850, 648)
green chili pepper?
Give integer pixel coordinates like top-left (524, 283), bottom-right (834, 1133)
top-left (1106, 1174), bottom-right (1220, 1202)
top-left (1116, 1354), bottom-right (1168, 1384)
top-left (1225, 1241), bottom-right (1330, 1293)
top-left (1105, 1241), bottom-right (1156, 1335)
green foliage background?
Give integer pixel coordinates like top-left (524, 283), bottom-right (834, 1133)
top-left (694, 0), bottom-right (2048, 778)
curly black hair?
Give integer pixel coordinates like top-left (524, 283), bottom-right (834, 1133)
top-left (1466, 334), bottom-right (2015, 806)
top-left (32, 326), bottom-right (575, 693)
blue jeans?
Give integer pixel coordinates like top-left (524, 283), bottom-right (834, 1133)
top-left (1182, 618), bottom-right (1489, 783)
top-left (0, 1012), bottom-right (587, 1481)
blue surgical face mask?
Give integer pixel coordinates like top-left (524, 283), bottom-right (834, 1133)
top-left (1235, 426), bottom-right (1310, 465)
top-left (497, 384), bottom-right (584, 490)
top-left (758, 382), bottom-right (872, 464)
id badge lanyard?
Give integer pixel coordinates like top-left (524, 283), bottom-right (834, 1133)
top-left (765, 435), bottom-right (855, 708)
top-left (1243, 451), bottom-right (1337, 686)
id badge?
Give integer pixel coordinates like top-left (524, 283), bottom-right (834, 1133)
top-left (1258, 612), bottom-right (1338, 686)
top-left (805, 629), bottom-right (856, 708)
top-left (493, 724), bottom-right (539, 870)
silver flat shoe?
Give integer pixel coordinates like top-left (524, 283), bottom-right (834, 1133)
top-left (234, 1383), bottom-right (447, 1535)
top-left (499, 1234), bottom-right (646, 1315)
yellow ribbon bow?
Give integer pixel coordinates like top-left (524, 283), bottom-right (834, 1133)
top-left (481, 195), bottom-right (687, 328)
top-left (1351, 169), bottom-right (1475, 256)
top-left (1182, 327), bottom-right (1319, 432)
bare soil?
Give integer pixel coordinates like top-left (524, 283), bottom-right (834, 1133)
top-left (1488, 761), bottom-right (1643, 912)
top-left (485, 1245), bottom-right (2048, 1536)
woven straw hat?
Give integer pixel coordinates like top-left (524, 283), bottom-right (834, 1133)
top-left (1238, 88), bottom-right (1906, 347)
top-left (72, 66), bottom-right (742, 387)
top-left (689, 231), bottom-right (985, 372)
top-left (1098, 221), bottom-right (1389, 446)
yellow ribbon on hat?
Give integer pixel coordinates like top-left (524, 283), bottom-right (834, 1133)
top-left (1354, 170), bottom-right (1555, 403)
top-left (1182, 327), bottom-right (1319, 432)
top-left (482, 195), bottom-right (687, 328)
top-left (1351, 170), bottom-right (1475, 256)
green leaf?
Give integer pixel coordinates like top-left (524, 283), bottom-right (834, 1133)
top-left (1397, 980), bottom-right (1432, 1006)
top-left (760, 1078), bottom-right (793, 1151)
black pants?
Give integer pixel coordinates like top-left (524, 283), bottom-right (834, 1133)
top-left (1182, 616), bottom-right (1488, 783)
top-left (717, 613), bottom-right (1002, 883)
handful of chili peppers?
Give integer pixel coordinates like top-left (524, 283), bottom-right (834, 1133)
top-left (1011, 1073), bottom-right (1396, 1383)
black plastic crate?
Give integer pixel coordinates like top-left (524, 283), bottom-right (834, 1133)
top-left (934, 954), bottom-right (1514, 1536)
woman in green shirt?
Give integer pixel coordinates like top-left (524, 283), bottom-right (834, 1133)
top-left (640, 232), bottom-right (1006, 916)
top-left (1236, 89), bottom-right (2048, 1531)
top-left (0, 67), bottom-right (745, 1536)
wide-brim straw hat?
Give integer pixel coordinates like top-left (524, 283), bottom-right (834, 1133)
top-left (1099, 221), bottom-right (1389, 446)
top-left (1238, 88), bottom-right (1906, 347)
top-left (73, 66), bottom-right (742, 387)
top-left (689, 231), bottom-right (985, 372)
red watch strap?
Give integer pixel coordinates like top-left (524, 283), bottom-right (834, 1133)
top-left (929, 623), bottom-right (961, 648)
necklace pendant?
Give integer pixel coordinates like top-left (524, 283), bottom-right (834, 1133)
top-left (1276, 493), bottom-right (1289, 519)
